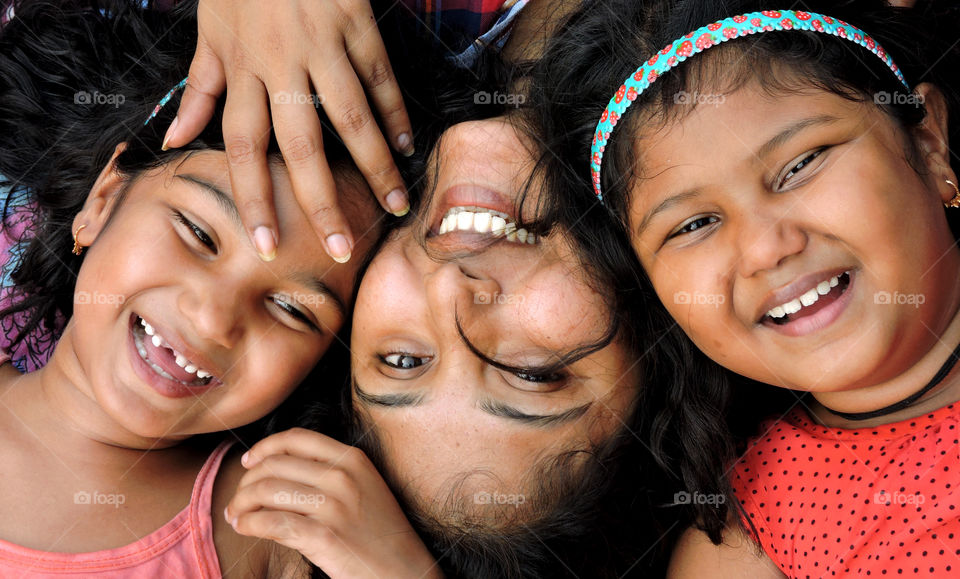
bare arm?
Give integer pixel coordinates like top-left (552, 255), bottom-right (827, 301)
top-left (667, 525), bottom-right (785, 579)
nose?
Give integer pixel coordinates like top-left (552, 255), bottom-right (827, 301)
top-left (178, 272), bottom-right (244, 349)
top-left (423, 262), bottom-right (501, 334)
top-left (735, 206), bottom-right (807, 279)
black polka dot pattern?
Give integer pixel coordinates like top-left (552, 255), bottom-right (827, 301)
top-left (732, 405), bottom-right (960, 577)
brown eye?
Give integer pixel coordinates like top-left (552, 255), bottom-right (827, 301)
top-left (781, 149), bottom-right (825, 187)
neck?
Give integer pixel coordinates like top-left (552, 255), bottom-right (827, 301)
top-left (809, 295), bottom-right (960, 429)
top-left (6, 324), bottom-right (191, 462)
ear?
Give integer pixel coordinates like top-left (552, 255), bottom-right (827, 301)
top-left (71, 143), bottom-right (128, 248)
top-left (911, 83), bottom-right (957, 204)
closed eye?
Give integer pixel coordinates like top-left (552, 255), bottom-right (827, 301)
top-left (174, 211), bottom-right (217, 252)
top-left (270, 295), bottom-right (321, 333)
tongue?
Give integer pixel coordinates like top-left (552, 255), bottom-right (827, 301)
top-left (143, 336), bottom-right (200, 383)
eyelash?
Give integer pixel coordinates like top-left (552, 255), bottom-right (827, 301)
top-left (174, 211), bottom-right (216, 251)
top-left (271, 297), bottom-right (318, 330)
top-left (380, 353), bottom-right (566, 385)
top-left (669, 215), bottom-right (719, 239)
top-left (780, 148), bottom-right (825, 187)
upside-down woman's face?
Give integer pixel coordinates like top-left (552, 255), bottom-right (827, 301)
top-left (350, 119), bottom-right (638, 517)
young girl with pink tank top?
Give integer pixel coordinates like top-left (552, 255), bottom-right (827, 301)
top-left (0, 2), bottom-right (440, 577)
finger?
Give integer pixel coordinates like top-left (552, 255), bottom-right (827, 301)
top-left (221, 72), bottom-right (278, 261)
top-left (312, 58), bottom-right (410, 217)
top-left (165, 36), bottom-right (227, 150)
top-left (236, 455), bottom-right (355, 498)
top-left (230, 509), bottom-right (338, 562)
top-left (268, 77), bottom-right (355, 262)
top-left (229, 477), bottom-right (333, 519)
top-left (242, 428), bottom-right (359, 468)
top-left (342, 7), bottom-right (413, 156)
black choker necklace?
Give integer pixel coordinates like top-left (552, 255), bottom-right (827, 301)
top-left (822, 341), bottom-right (960, 421)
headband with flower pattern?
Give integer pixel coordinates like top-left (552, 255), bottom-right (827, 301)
top-left (589, 10), bottom-right (910, 203)
top-left (144, 76), bottom-right (188, 126)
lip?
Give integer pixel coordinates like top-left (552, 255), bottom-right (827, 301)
top-left (428, 184), bottom-right (520, 235)
top-left (755, 267), bottom-right (853, 323)
top-left (759, 270), bottom-right (856, 338)
top-left (128, 313), bottom-right (223, 399)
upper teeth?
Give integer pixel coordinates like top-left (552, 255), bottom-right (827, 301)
top-left (767, 274), bottom-right (842, 319)
top-left (437, 206), bottom-right (538, 244)
top-left (139, 317), bottom-right (212, 379)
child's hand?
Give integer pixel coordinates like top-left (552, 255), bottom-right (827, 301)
top-left (225, 428), bottom-right (441, 579)
top-left (168, 0), bottom-right (413, 263)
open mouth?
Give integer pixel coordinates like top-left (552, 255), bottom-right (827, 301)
top-left (131, 314), bottom-right (215, 387)
top-left (435, 206), bottom-right (538, 245)
top-left (762, 271), bottom-right (851, 326)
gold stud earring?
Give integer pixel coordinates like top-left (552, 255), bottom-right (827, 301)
top-left (72, 224), bottom-right (87, 255)
top-left (946, 179), bottom-right (960, 209)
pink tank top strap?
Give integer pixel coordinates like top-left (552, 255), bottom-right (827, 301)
top-left (188, 438), bottom-right (236, 575)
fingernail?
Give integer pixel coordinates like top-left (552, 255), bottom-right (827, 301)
top-left (326, 234), bottom-right (351, 264)
top-left (223, 507), bottom-right (231, 523)
top-left (240, 451), bottom-right (250, 466)
top-left (253, 226), bottom-right (277, 262)
top-left (161, 116), bottom-right (179, 151)
top-left (385, 189), bottom-right (410, 217)
top-left (397, 132), bottom-right (414, 157)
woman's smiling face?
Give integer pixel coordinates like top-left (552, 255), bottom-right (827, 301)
top-left (627, 82), bottom-right (960, 395)
top-left (350, 119), bottom-right (638, 514)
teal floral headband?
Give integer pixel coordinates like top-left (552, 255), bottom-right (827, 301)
top-left (589, 10), bottom-right (910, 203)
top-left (144, 76), bottom-right (188, 126)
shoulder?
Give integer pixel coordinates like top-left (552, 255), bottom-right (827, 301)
top-left (668, 524), bottom-right (785, 579)
top-left (211, 445), bottom-right (310, 578)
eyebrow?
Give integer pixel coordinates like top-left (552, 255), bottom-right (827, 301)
top-left (175, 174), bottom-right (243, 229)
top-left (177, 174), bottom-right (349, 318)
top-left (353, 382), bottom-right (589, 428)
top-left (635, 115), bottom-right (841, 237)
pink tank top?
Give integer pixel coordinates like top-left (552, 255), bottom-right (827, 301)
top-left (0, 440), bottom-right (233, 578)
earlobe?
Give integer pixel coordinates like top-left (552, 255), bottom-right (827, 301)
top-left (911, 83), bottom-right (958, 203)
top-left (71, 143), bottom-right (128, 249)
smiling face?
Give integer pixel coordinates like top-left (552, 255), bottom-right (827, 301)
top-left (62, 150), bottom-right (377, 442)
top-left (628, 81), bottom-right (960, 396)
top-left (350, 119), bottom-right (637, 519)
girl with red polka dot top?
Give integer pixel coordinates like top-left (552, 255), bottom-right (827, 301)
top-left (550, 0), bottom-right (960, 575)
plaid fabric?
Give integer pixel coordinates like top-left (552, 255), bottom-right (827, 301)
top-left (398, 0), bottom-right (510, 53)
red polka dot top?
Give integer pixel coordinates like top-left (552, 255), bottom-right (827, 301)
top-left (731, 403), bottom-right (960, 578)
